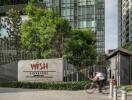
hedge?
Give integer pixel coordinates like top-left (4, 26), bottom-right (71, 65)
top-left (118, 85), bottom-right (132, 92)
top-left (124, 85), bottom-right (132, 92)
top-left (0, 81), bottom-right (90, 90)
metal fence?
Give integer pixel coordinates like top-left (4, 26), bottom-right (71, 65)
top-left (63, 60), bottom-right (107, 82)
top-left (0, 37), bottom-right (38, 65)
top-left (63, 60), bottom-right (90, 82)
top-left (0, 37), bottom-right (107, 82)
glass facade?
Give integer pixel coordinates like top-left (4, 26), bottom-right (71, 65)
top-left (0, 0), bottom-right (47, 6)
top-left (0, 0), bottom-right (28, 6)
top-left (61, 0), bottom-right (74, 27)
top-left (78, 0), bottom-right (95, 29)
top-left (44, 0), bottom-right (60, 14)
top-left (0, 0), bottom-right (105, 65)
top-left (44, 0), bottom-right (105, 54)
top-left (118, 0), bottom-right (132, 47)
top-left (95, 0), bottom-right (105, 54)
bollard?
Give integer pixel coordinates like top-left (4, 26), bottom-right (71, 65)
top-left (121, 89), bottom-right (127, 100)
top-left (109, 80), bottom-right (113, 98)
top-left (113, 85), bottom-right (117, 100)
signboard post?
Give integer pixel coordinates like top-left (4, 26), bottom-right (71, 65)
top-left (18, 58), bottom-right (63, 82)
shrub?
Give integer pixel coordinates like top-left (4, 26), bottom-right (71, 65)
top-left (0, 81), bottom-right (90, 90)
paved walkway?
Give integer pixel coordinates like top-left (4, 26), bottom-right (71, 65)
top-left (0, 88), bottom-right (111, 100)
top-left (117, 92), bottom-right (132, 100)
top-left (0, 87), bottom-right (132, 100)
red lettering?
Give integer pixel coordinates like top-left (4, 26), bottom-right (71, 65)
top-left (31, 63), bottom-right (48, 70)
top-left (31, 64), bottom-right (39, 70)
top-left (40, 63), bottom-right (48, 70)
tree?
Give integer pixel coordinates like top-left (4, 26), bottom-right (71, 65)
top-left (0, 8), bottom-right (22, 61)
top-left (52, 18), bottom-right (71, 58)
top-left (97, 54), bottom-right (110, 67)
top-left (64, 29), bottom-right (97, 70)
top-left (20, 2), bottom-right (97, 68)
top-left (21, 2), bottom-right (71, 58)
top-left (4, 8), bottom-right (22, 49)
top-left (21, 2), bottom-right (56, 58)
top-left (63, 29), bottom-right (97, 81)
top-left (123, 42), bottom-right (132, 52)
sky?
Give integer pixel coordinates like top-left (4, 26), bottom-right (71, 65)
top-left (105, 0), bottom-right (118, 52)
top-left (0, 0), bottom-right (118, 53)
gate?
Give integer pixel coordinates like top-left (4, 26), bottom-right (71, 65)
top-left (63, 59), bottom-right (95, 82)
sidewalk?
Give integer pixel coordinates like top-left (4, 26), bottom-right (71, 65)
top-left (0, 87), bottom-right (112, 100)
top-left (117, 92), bottom-right (132, 100)
top-left (127, 93), bottom-right (132, 100)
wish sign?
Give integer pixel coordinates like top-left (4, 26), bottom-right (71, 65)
top-left (18, 58), bottom-right (63, 82)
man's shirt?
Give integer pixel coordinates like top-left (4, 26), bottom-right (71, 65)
top-left (95, 73), bottom-right (105, 80)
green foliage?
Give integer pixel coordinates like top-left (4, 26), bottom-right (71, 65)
top-left (123, 42), bottom-right (132, 52)
top-left (21, 3), bottom-right (56, 58)
top-left (64, 29), bottom-right (97, 69)
top-left (118, 85), bottom-right (132, 92)
top-left (20, 2), bottom-right (97, 67)
top-left (125, 85), bottom-right (132, 92)
top-left (4, 8), bottom-right (22, 48)
top-left (21, 3), bottom-right (71, 58)
top-left (51, 18), bottom-right (71, 58)
top-left (0, 81), bottom-right (90, 90)
top-left (97, 54), bottom-right (109, 66)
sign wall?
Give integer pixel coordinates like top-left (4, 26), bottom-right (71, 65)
top-left (18, 58), bottom-right (63, 82)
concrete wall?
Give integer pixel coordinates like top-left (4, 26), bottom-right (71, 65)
top-left (0, 63), bottom-right (18, 81)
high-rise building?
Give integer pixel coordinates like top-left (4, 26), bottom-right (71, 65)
top-left (118, 0), bottom-right (132, 47)
top-left (44, 0), bottom-right (105, 54)
top-left (0, 0), bottom-right (105, 55)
